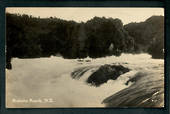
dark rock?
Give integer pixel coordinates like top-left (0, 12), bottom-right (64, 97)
top-left (77, 59), bottom-right (84, 62)
top-left (87, 64), bottom-right (130, 86)
top-left (6, 62), bottom-right (12, 70)
top-left (125, 72), bottom-right (144, 85)
top-left (85, 60), bottom-right (91, 62)
top-left (6, 56), bottom-right (12, 70)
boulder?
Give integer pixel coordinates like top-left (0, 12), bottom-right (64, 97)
top-left (87, 64), bottom-right (130, 86)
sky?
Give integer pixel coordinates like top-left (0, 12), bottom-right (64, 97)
top-left (6, 7), bottom-right (164, 25)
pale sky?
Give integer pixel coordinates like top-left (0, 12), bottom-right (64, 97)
top-left (6, 7), bottom-right (164, 25)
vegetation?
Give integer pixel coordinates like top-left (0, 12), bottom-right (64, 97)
top-left (124, 16), bottom-right (164, 58)
top-left (6, 13), bottom-right (164, 69)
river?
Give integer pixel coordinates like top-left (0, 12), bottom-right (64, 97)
top-left (6, 53), bottom-right (164, 108)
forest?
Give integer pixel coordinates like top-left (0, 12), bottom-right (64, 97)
top-left (6, 13), bottom-right (164, 69)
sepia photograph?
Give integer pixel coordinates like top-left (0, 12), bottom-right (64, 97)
top-left (5, 7), bottom-right (164, 108)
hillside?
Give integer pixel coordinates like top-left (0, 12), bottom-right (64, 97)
top-left (124, 16), bottom-right (164, 58)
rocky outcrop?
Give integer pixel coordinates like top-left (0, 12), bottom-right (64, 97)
top-left (87, 64), bottom-right (130, 86)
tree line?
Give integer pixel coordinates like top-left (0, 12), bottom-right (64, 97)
top-left (124, 15), bottom-right (164, 59)
top-left (6, 13), bottom-right (164, 69)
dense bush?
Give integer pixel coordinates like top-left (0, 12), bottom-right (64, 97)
top-left (124, 16), bottom-right (164, 58)
top-left (6, 13), bottom-right (164, 69)
top-left (6, 13), bottom-right (136, 69)
top-left (85, 17), bottom-right (134, 58)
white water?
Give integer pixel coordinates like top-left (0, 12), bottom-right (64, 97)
top-left (6, 53), bottom-right (164, 108)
